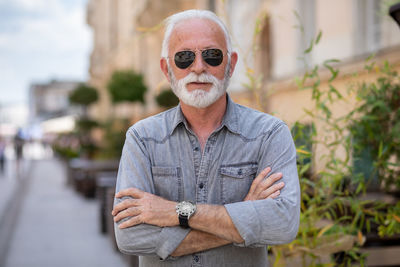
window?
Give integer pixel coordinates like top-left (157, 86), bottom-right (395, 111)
top-left (296, 0), bottom-right (316, 68)
top-left (353, 0), bottom-right (382, 55)
top-left (258, 16), bottom-right (272, 81)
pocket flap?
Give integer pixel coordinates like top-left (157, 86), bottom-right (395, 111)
top-left (151, 166), bottom-right (180, 177)
top-left (220, 165), bottom-right (257, 179)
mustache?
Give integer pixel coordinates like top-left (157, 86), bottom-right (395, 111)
top-left (180, 72), bottom-right (220, 85)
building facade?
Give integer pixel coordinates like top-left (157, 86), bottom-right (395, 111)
top-left (29, 80), bottom-right (81, 122)
top-left (86, 0), bottom-right (400, 169)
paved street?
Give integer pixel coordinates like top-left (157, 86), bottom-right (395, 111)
top-left (0, 156), bottom-right (127, 267)
top-left (0, 159), bottom-right (18, 228)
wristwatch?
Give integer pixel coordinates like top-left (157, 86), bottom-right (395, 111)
top-left (176, 201), bottom-right (197, 228)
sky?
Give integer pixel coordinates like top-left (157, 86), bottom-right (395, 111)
top-left (0, 0), bottom-right (91, 106)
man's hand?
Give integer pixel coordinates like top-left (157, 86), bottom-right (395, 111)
top-left (112, 188), bottom-right (178, 229)
top-left (244, 167), bottom-right (284, 201)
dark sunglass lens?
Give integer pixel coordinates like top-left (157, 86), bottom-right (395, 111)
top-left (174, 51), bottom-right (195, 69)
top-left (202, 49), bottom-right (223, 66)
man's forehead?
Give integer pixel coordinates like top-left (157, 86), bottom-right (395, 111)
top-left (169, 18), bottom-right (226, 50)
top-left (173, 18), bottom-right (222, 32)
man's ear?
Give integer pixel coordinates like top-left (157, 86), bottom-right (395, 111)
top-left (228, 52), bottom-right (238, 77)
top-left (160, 58), bottom-right (171, 82)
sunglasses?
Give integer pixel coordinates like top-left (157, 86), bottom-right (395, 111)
top-left (174, 48), bottom-right (224, 69)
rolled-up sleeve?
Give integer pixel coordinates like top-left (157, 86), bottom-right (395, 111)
top-left (114, 127), bottom-right (190, 260)
top-left (225, 122), bottom-right (300, 247)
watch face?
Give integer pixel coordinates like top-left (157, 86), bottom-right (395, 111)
top-left (182, 205), bottom-right (192, 213)
top-left (176, 201), bottom-right (196, 216)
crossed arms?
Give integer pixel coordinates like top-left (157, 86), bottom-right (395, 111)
top-left (113, 167), bottom-right (284, 257)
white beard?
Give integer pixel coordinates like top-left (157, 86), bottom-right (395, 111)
top-left (168, 64), bottom-right (230, 109)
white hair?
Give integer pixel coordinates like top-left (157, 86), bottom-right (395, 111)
top-left (161, 9), bottom-right (232, 58)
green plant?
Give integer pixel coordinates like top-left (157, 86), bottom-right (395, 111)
top-left (52, 133), bottom-right (80, 159)
top-left (350, 62), bottom-right (400, 192)
top-left (155, 88), bottom-right (179, 108)
top-left (97, 118), bottom-right (130, 159)
top-left (107, 70), bottom-right (147, 104)
top-left (69, 83), bottom-right (100, 158)
top-left (270, 29), bottom-right (400, 266)
top-left (76, 118), bottom-right (99, 131)
top-left (69, 83), bottom-right (99, 107)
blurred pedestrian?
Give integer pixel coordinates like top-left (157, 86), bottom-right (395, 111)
top-left (14, 129), bottom-right (24, 173)
top-left (0, 135), bottom-right (5, 174)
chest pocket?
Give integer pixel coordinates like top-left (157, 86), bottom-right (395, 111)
top-left (220, 164), bottom-right (258, 204)
top-left (151, 166), bottom-right (182, 202)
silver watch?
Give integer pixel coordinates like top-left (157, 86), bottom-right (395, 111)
top-left (176, 201), bottom-right (196, 228)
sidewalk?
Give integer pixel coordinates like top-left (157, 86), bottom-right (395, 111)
top-left (0, 158), bottom-right (18, 225)
top-left (3, 158), bottom-right (127, 267)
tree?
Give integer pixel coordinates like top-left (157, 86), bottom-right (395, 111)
top-left (68, 83), bottom-right (100, 158)
top-left (69, 84), bottom-right (99, 107)
top-left (107, 70), bottom-right (147, 104)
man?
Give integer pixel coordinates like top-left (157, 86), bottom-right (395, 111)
top-left (112, 9), bottom-right (300, 266)
top-left (0, 136), bottom-right (5, 174)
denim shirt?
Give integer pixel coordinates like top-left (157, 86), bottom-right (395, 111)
top-left (114, 95), bottom-right (300, 267)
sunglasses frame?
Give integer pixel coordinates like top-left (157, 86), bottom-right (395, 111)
top-left (172, 48), bottom-right (225, 69)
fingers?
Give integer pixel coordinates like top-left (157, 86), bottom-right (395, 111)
top-left (260, 181), bottom-right (285, 199)
top-left (113, 206), bottom-right (141, 223)
top-left (267, 190), bottom-right (280, 199)
top-left (118, 215), bottom-right (144, 229)
top-left (248, 167), bottom-right (271, 195)
top-left (254, 172), bottom-right (283, 196)
top-left (111, 198), bottom-right (139, 216)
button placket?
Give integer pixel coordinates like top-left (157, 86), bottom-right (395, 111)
top-left (189, 134), bottom-right (201, 181)
top-left (195, 133), bottom-right (217, 203)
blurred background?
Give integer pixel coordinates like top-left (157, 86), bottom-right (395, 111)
top-left (0, 0), bottom-right (400, 266)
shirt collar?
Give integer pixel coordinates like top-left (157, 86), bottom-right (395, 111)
top-left (169, 93), bottom-right (240, 135)
top-left (221, 94), bottom-right (239, 134)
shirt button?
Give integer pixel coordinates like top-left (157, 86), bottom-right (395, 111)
top-left (199, 183), bottom-right (204, 189)
top-left (194, 255), bottom-right (199, 262)
top-left (237, 169), bottom-right (243, 175)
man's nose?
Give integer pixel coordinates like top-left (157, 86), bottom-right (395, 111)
top-left (190, 53), bottom-right (207, 74)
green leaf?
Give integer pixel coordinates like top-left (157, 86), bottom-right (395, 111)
top-left (365, 53), bottom-right (376, 62)
top-left (299, 163), bottom-right (311, 175)
top-left (318, 102), bottom-right (332, 119)
top-left (323, 61), bottom-right (340, 82)
top-left (329, 85), bottom-right (343, 99)
top-left (315, 31), bottom-right (322, 44)
top-left (304, 39), bottom-right (314, 54)
top-left (378, 141), bottom-right (383, 157)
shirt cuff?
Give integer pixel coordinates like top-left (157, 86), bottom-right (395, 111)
top-left (156, 226), bottom-right (190, 260)
top-left (225, 201), bottom-right (261, 247)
